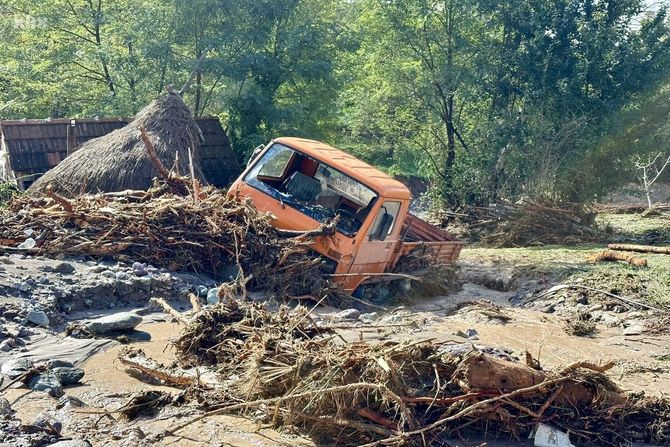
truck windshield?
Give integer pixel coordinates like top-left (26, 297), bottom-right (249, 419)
top-left (245, 143), bottom-right (378, 237)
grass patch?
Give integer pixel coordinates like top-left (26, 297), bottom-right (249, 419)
top-left (461, 243), bottom-right (670, 309)
top-left (597, 213), bottom-right (670, 242)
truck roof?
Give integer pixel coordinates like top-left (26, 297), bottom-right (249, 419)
top-left (274, 137), bottom-right (411, 200)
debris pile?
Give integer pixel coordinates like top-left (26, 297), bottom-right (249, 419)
top-left (439, 199), bottom-right (599, 247)
top-left (121, 300), bottom-right (670, 447)
top-left (0, 182), bottom-right (337, 299)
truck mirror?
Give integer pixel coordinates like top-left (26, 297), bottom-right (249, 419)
top-left (371, 211), bottom-right (394, 241)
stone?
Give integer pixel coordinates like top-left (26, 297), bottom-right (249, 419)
top-left (0, 397), bottom-right (12, 415)
top-left (332, 309), bottom-right (361, 321)
top-left (114, 271), bottom-right (128, 280)
top-left (465, 328), bottom-right (479, 340)
top-left (53, 262), bottom-right (75, 274)
top-left (88, 265), bottom-right (107, 273)
top-left (52, 367), bottom-right (84, 385)
top-left (623, 325), bottom-right (644, 336)
top-left (359, 312), bottom-right (378, 323)
top-left (84, 312), bottom-right (142, 334)
top-left (587, 304), bottom-right (603, 312)
top-left (538, 303), bottom-right (555, 314)
top-left (28, 372), bottom-right (63, 397)
top-left (26, 310), bottom-right (50, 327)
top-left (47, 359), bottom-right (74, 369)
top-left (101, 270), bottom-right (116, 278)
top-left (16, 282), bottom-right (31, 293)
top-left (197, 285), bottom-right (208, 297)
top-left (1, 357), bottom-right (34, 379)
top-left (36, 276), bottom-right (50, 285)
top-left (56, 395), bottom-right (87, 409)
top-left (49, 441), bottom-right (92, 447)
top-left (33, 411), bottom-right (63, 433)
top-left (600, 313), bottom-right (621, 327)
top-left (0, 339), bottom-right (16, 352)
top-left (131, 262), bottom-right (148, 277)
top-left (18, 237), bottom-right (36, 249)
top-left (627, 311), bottom-right (643, 319)
top-left (206, 288), bottom-right (220, 305)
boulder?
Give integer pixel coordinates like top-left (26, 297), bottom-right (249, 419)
top-left (53, 262), bottom-right (76, 274)
top-left (26, 310), bottom-right (50, 327)
top-left (84, 312), bottom-right (142, 335)
top-left (1, 358), bottom-right (34, 379)
top-left (52, 367), bottom-right (85, 385)
top-left (0, 397), bottom-right (12, 415)
top-left (28, 372), bottom-right (63, 397)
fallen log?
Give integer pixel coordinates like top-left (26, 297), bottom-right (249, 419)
top-left (608, 243), bottom-right (670, 255)
top-left (588, 249), bottom-right (648, 267)
top-left (118, 347), bottom-right (197, 388)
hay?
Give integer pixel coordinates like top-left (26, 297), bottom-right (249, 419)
top-left (29, 93), bottom-right (205, 196)
top-left (165, 300), bottom-right (670, 447)
top-left (437, 198), bottom-right (599, 247)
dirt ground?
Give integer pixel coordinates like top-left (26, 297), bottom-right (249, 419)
top-left (2, 211), bottom-right (670, 446)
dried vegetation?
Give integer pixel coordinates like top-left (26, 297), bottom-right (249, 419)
top-left (118, 299), bottom-right (670, 447)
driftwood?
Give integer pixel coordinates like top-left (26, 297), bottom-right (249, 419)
top-left (118, 347), bottom-right (197, 388)
top-left (150, 298), bottom-right (189, 325)
top-left (535, 284), bottom-right (663, 312)
top-left (608, 243), bottom-right (670, 255)
top-left (588, 249), bottom-right (648, 267)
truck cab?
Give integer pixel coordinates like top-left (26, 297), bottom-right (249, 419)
top-left (228, 137), bottom-right (462, 292)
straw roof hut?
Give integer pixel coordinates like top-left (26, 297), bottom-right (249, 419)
top-left (28, 93), bottom-right (206, 196)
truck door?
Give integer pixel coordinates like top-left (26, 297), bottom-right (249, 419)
top-left (347, 200), bottom-right (403, 281)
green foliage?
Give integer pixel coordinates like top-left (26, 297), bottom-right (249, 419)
top-left (0, 0), bottom-right (669, 205)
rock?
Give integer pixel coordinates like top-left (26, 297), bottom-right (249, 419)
top-left (538, 303), bottom-right (555, 314)
top-left (33, 411), bottom-right (63, 433)
top-left (88, 265), bottom-right (107, 273)
top-left (36, 275), bottom-right (50, 284)
top-left (46, 359), bottom-right (74, 369)
top-left (332, 309), bottom-right (361, 321)
top-left (56, 395), bottom-right (87, 409)
top-left (101, 270), bottom-right (116, 278)
top-left (465, 328), bottom-right (479, 340)
top-left (131, 262), bottom-right (148, 277)
top-left (49, 441), bottom-right (92, 447)
top-left (0, 397), bottom-right (12, 415)
top-left (18, 237), bottom-right (36, 249)
top-left (84, 312), bottom-right (142, 334)
top-left (575, 295), bottom-right (588, 305)
top-left (613, 305), bottom-right (626, 313)
top-left (587, 304), bottom-right (603, 312)
top-left (600, 313), bottom-right (621, 327)
top-left (379, 314), bottom-right (404, 324)
top-left (53, 262), bottom-right (75, 274)
top-left (627, 311), bottom-right (643, 319)
top-left (197, 285), bottom-right (208, 297)
top-left (206, 288), bottom-right (219, 305)
top-left (623, 324), bottom-right (644, 336)
top-left (52, 367), bottom-right (84, 385)
top-left (28, 372), bottom-right (63, 397)
top-left (26, 310), bottom-right (50, 327)
top-left (1, 357), bottom-right (34, 379)
top-left (16, 282), bottom-right (31, 293)
top-left (0, 339), bottom-right (16, 352)
top-left (114, 271), bottom-right (128, 280)
top-left (359, 312), bottom-right (378, 323)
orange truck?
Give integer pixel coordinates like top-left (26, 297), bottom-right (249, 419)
top-left (228, 137), bottom-right (463, 293)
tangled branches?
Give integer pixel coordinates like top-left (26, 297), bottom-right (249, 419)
top-left (165, 300), bottom-right (670, 447)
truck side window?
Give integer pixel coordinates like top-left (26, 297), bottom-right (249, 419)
top-left (256, 144), bottom-right (293, 178)
top-left (369, 201), bottom-right (401, 241)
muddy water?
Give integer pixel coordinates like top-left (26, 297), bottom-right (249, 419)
top-left (5, 305), bottom-right (669, 446)
top-left (6, 321), bottom-right (315, 447)
top-left (435, 307), bottom-right (670, 396)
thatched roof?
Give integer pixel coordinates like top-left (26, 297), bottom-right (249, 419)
top-left (0, 116), bottom-right (239, 190)
top-left (28, 94), bottom-right (208, 196)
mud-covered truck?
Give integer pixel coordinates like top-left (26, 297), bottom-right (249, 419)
top-left (228, 137), bottom-right (463, 293)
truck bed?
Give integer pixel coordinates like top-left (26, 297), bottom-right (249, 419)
top-left (396, 213), bottom-right (463, 265)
